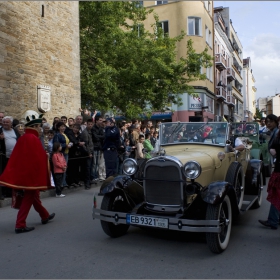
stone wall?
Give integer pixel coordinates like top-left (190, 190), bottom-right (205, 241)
top-left (0, 1), bottom-right (81, 122)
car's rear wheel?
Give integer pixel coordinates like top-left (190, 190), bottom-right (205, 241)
top-left (225, 162), bottom-right (244, 210)
top-left (100, 191), bottom-right (130, 238)
top-left (206, 195), bottom-right (232, 254)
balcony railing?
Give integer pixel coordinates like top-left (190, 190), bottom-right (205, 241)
top-left (215, 53), bottom-right (227, 71)
top-left (226, 94), bottom-right (236, 106)
top-left (216, 86), bottom-right (226, 100)
top-left (227, 67), bottom-right (236, 81)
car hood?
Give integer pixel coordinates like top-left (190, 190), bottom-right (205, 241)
top-left (163, 144), bottom-right (223, 185)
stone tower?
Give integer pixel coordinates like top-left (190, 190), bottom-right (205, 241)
top-left (0, 1), bottom-right (80, 121)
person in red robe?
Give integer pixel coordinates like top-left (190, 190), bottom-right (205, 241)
top-left (0, 110), bottom-right (55, 233)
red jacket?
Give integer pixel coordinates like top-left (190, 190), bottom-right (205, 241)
top-left (52, 152), bottom-right (67, 174)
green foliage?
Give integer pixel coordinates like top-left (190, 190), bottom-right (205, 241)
top-left (254, 108), bottom-right (262, 120)
top-left (79, 1), bottom-right (213, 119)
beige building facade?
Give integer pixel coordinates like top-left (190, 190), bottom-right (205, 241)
top-left (242, 57), bottom-right (256, 121)
top-left (143, 1), bottom-right (215, 122)
top-left (0, 1), bottom-right (81, 121)
top-left (214, 6), bottom-right (244, 122)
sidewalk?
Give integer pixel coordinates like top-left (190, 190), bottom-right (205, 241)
top-left (0, 181), bottom-right (102, 208)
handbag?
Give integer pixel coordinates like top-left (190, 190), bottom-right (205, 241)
top-left (11, 189), bottom-right (24, 209)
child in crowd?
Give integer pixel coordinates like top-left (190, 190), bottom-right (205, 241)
top-left (52, 142), bottom-right (67, 198)
top-left (124, 138), bottom-right (132, 159)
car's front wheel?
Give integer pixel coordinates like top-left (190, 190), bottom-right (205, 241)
top-left (100, 191), bottom-right (131, 238)
top-left (206, 195), bottom-right (232, 254)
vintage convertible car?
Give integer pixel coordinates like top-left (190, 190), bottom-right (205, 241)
top-left (92, 122), bottom-right (264, 253)
top-left (231, 122), bottom-right (271, 180)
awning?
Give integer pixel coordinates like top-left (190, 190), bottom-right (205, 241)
top-left (114, 112), bottom-right (172, 121)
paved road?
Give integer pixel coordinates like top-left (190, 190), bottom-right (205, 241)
top-left (0, 180), bottom-right (279, 279)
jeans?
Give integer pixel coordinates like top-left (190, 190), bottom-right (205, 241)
top-left (91, 150), bottom-right (100, 180)
top-left (268, 203), bottom-right (279, 228)
top-left (62, 153), bottom-right (69, 186)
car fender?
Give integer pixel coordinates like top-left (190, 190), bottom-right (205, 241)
top-left (100, 175), bottom-right (132, 195)
top-left (100, 175), bottom-right (144, 204)
top-left (249, 159), bottom-right (262, 185)
top-left (200, 181), bottom-right (231, 205)
top-left (201, 181), bottom-right (240, 216)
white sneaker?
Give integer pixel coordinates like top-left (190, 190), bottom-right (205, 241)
top-left (56, 194), bottom-right (65, 198)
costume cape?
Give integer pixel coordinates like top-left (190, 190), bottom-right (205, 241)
top-left (0, 127), bottom-right (51, 190)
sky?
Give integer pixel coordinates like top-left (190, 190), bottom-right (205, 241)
top-left (214, 1), bottom-right (280, 99)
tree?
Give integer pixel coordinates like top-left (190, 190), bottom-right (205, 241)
top-left (254, 108), bottom-right (262, 120)
top-left (79, 1), bottom-right (213, 119)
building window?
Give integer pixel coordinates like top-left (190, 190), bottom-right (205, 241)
top-left (156, 1), bottom-right (168, 5)
top-left (204, 1), bottom-right (210, 11)
top-left (205, 25), bottom-right (212, 48)
top-left (136, 1), bottom-right (143, 7)
top-left (157, 21), bottom-right (169, 37)
top-left (188, 17), bottom-right (201, 36)
top-left (206, 66), bottom-right (213, 82)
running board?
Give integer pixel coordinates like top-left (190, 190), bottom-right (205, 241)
top-left (240, 195), bottom-right (258, 213)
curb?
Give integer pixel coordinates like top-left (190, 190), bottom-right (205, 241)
top-left (0, 181), bottom-right (102, 209)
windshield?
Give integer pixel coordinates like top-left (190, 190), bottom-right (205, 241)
top-left (230, 122), bottom-right (259, 137)
top-left (159, 122), bottom-right (229, 146)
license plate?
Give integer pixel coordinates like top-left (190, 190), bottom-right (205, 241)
top-left (126, 214), bottom-right (168, 229)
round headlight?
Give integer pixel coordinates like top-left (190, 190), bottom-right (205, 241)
top-left (183, 161), bottom-right (201, 180)
top-left (123, 158), bottom-right (138, 176)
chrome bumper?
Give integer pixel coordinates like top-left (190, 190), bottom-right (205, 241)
top-left (92, 208), bottom-right (221, 233)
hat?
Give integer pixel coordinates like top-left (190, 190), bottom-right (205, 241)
top-left (106, 118), bottom-right (115, 123)
top-left (22, 110), bottom-right (44, 127)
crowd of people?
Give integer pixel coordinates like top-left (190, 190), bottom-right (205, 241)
top-left (0, 110), bottom-right (160, 199)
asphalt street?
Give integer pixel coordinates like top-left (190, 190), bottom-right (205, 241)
top-left (0, 179), bottom-right (279, 279)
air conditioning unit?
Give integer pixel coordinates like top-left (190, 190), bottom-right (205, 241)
top-left (215, 115), bottom-right (221, 122)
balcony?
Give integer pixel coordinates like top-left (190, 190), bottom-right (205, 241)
top-left (216, 86), bottom-right (226, 100)
top-left (227, 67), bottom-right (236, 82)
top-left (226, 94), bottom-right (235, 107)
top-left (215, 53), bottom-right (227, 71)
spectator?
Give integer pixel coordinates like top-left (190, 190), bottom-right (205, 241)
top-left (259, 117), bottom-right (268, 133)
top-left (79, 108), bottom-right (91, 124)
top-left (98, 119), bottom-right (106, 182)
top-left (145, 121), bottom-right (152, 134)
top-left (61, 116), bottom-right (72, 137)
top-left (52, 117), bottom-right (60, 132)
top-left (53, 121), bottom-right (72, 188)
top-left (135, 134), bottom-right (145, 159)
top-left (52, 142), bottom-right (67, 198)
top-left (12, 118), bottom-right (20, 128)
top-left (80, 118), bottom-right (94, 189)
top-left (102, 118), bottom-right (120, 178)
top-left (151, 131), bottom-right (158, 148)
top-left (75, 115), bottom-right (86, 132)
top-left (143, 133), bottom-right (153, 159)
top-left (0, 116), bottom-right (20, 198)
top-left (42, 117), bottom-right (47, 124)
top-left (124, 138), bottom-right (133, 159)
top-left (67, 124), bottom-right (86, 188)
top-left (40, 122), bottom-right (51, 151)
top-left (14, 124), bottom-right (25, 137)
top-left (0, 112), bottom-right (4, 128)
top-left (68, 117), bottom-right (75, 129)
top-left (91, 116), bottom-right (105, 183)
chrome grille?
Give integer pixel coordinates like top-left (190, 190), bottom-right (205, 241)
top-left (144, 158), bottom-right (183, 206)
